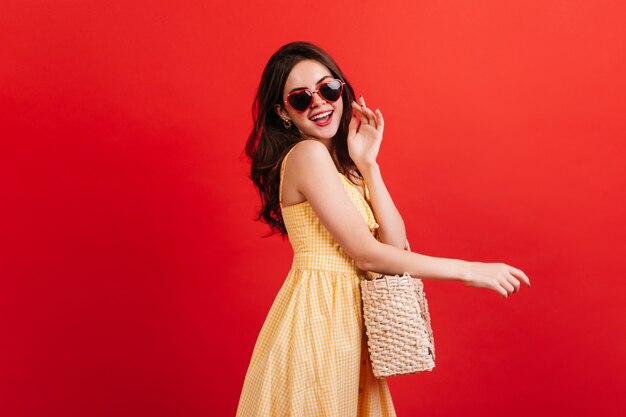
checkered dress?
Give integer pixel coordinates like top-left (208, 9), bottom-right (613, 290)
top-left (236, 146), bottom-right (397, 416)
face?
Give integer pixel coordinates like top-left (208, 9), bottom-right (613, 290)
top-left (275, 59), bottom-right (344, 141)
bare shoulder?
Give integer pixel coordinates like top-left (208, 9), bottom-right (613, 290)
top-left (288, 139), bottom-right (331, 166)
top-left (282, 140), bottom-right (336, 205)
top-left (285, 140), bottom-right (336, 177)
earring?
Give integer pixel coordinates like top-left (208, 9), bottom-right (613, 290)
top-left (283, 119), bottom-right (292, 129)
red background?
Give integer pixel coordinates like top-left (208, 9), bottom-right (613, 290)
top-left (2, 1), bottom-right (625, 416)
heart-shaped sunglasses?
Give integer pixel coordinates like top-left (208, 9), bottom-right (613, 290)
top-left (284, 78), bottom-right (345, 112)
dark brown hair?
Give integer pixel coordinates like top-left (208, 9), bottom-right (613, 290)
top-left (245, 41), bottom-right (358, 236)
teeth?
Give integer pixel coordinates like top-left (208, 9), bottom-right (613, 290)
top-left (311, 110), bottom-right (332, 121)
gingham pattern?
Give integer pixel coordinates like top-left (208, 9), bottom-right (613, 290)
top-left (236, 146), bottom-right (397, 416)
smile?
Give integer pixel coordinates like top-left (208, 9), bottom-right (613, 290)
top-left (309, 110), bottom-right (333, 124)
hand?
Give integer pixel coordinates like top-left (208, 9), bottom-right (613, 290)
top-left (347, 95), bottom-right (384, 170)
top-left (461, 261), bottom-right (531, 298)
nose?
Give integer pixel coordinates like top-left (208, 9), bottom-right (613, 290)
top-left (310, 90), bottom-right (327, 107)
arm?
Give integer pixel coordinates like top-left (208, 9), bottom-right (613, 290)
top-left (286, 139), bottom-right (530, 298)
top-left (348, 97), bottom-right (407, 249)
top-left (359, 163), bottom-right (407, 248)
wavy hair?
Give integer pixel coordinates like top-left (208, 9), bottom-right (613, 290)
top-left (244, 41), bottom-right (358, 236)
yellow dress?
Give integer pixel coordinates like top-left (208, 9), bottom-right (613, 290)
top-left (236, 146), bottom-right (397, 416)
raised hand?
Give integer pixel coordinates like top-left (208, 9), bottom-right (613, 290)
top-left (461, 261), bottom-right (531, 298)
top-left (347, 95), bottom-right (384, 170)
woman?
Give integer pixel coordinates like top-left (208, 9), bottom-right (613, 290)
top-left (237, 41), bottom-right (530, 416)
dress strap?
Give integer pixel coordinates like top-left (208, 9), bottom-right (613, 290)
top-left (279, 144), bottom-right (299, 206)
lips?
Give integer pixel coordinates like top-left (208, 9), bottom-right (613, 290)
top-left (309, 110), bottom-right (334, 126)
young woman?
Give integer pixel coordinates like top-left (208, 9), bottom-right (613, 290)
top-left (237, 41), bottom-right (530, 416)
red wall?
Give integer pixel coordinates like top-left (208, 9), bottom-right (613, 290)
top-left (1, 1), bottom-right (625, 416)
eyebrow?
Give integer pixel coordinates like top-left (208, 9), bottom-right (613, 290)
top-left (288, 75), bottom-right (333, 94)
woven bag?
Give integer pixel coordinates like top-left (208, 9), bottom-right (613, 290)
top-left (360, 272), bottom-right (436, 378)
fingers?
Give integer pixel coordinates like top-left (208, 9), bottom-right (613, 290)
top-left (352, 102), bottom-right (369, 126)
top-left (510, 266), bottom-right (531, 287)
top-left (360, 99), bottom-right (377, 126)
top-left (499, 267), bottom-right (527, 297)
top-left (506, 274), bottom-right (521, 293)
top-left (467, 262), bottom-right (530, 298)
top-left (500, 279), bottom-right (516, 296)
top-left (352, 96), bottom-right (379, 128)
top-left (494, 283), bottom-right (509, 298)
top-left (353, 103), bottom-right (377, 128)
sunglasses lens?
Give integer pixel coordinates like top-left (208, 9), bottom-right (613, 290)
top-left (288, 90), bottom-right (313, 111)
top-left (320, 79), bottom-right (343, 102)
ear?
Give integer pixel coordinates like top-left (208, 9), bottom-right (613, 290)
top-left (274, 104), bottom-right (290, 122)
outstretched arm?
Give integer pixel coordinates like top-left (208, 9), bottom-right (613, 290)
top-left (284, 139), bottom-right (530, 298)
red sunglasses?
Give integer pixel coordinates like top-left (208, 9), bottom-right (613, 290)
top-left (284, 78), bottom-right (345, 112)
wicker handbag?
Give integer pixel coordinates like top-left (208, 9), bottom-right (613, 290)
top-left (360, 272), bottom-right (436, 378)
